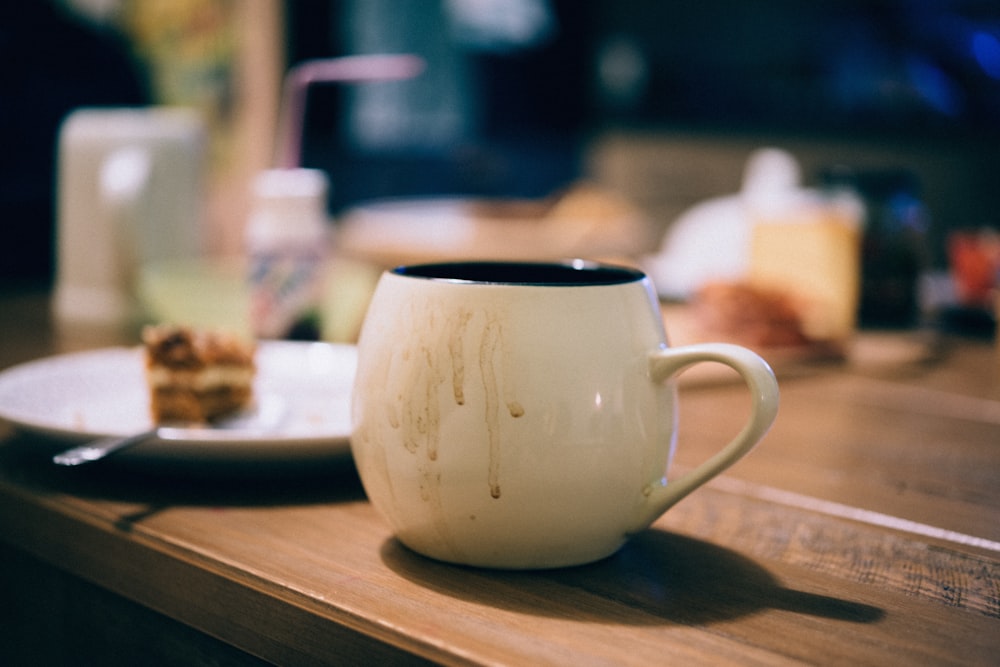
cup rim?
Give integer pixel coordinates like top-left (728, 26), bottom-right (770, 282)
top-left (390, 259), bottom-right (646, 286)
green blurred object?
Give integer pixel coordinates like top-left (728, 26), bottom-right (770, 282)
top-left (137, 256), bottom-right (380, 343)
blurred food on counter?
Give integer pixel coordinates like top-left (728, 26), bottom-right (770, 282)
top-left (141, 323), bottom-right (256, 424)
top-left (337, 181), bottom-right (651, 267)
top-left (687, 282), bottom-right (809, 349)
top-left (949, 227), bottom-right (1000, 310)
top-left (646, 148), bottom-right (863, 354)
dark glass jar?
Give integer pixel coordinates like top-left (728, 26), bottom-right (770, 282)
top-left (822, 167), bottom-right (930, 329)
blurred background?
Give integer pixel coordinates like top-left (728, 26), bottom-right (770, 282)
top-left (2, 0), bottom-right (998, 289)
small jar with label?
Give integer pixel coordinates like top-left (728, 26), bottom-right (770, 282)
top-left (246, 168), bottom-right (330, 340)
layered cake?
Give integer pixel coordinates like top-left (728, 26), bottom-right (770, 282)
top-left (142, 325), bottom-right (256, 423)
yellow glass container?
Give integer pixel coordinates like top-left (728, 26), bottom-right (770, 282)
top-left (749, 197), bottom-right (863, 345)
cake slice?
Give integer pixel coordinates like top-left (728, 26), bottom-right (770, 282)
top-left (142, 325), bottom-right (256, 423)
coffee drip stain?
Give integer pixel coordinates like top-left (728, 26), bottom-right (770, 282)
top-left (397, 299), bottom-right (458, 556)
top-left (474, 311), bottom-right (525, 499)
top-left (447, 309), bottom-right (472, 406)
top-left (395, 302), bottom-right (526, 503)
top-left (479, 315), bottom-right (503, 499)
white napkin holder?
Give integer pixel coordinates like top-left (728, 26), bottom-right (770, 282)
top-left (53, 107), bottom-right (206, 326)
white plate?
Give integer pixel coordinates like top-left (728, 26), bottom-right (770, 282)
top-left (0, 342), bottom-right (356, 462)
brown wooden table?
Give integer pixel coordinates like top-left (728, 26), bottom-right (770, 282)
top-left (1, 286), bottom-right (998, 666)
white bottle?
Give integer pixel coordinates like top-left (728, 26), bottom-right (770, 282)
top-left (246, 168), bottom-right (330, 340)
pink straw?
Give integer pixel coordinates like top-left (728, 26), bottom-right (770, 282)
top-left (273, 54), bottom-right (426, 169)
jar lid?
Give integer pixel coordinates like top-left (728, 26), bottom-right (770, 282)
top-left (246, 169), bottom-right (330, 244)
top-left (253, 168), bottom-right (329, 201)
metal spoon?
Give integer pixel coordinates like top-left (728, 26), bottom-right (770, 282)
top-left (52, 394), bottom-right (286, 466)
top-left (53, 428), bottom-right (160, 466)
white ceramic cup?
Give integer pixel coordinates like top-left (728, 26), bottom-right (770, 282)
top-left (351, 261), bottom-right (779, 568)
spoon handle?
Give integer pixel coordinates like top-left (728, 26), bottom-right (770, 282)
top-left (52, 429), bottom-right (159, 466)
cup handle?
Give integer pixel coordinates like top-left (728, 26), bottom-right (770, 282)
top-left (632, 343), bottom-right (779, 531)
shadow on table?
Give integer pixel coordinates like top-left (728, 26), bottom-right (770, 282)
top-left (381, 529), bottom-right (884, 626)
top-left (0, 431), bottom-right (367, 508)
